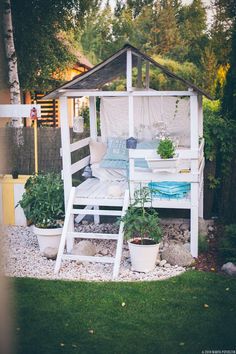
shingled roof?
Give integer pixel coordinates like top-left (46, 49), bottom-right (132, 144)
top-left (43, 44), bottom-right (212, 100)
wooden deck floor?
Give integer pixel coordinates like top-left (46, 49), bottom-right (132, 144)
top-left (75, 178), bottom-right (191, 209)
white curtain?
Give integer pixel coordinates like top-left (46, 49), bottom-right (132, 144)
top-left (100, 96), bottom-right (190, 147)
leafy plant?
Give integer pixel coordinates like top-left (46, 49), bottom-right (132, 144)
top-left (198, 234), bottom-right (209, 253)
top-left (121, 187), bottom-right (162, 245)
top-left (18, 173), bottom-right (64, 228)
top-left (218, 224), bottom-right (236, 264)
top-left (157, 138), bottom-right (175, 159)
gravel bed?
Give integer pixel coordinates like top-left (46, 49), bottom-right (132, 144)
top-left (3, 224), bottom-right (186, 282)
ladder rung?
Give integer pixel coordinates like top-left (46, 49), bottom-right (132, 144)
top-left (62, 254), bottom-right (115, 264)
top-left (68, 232), bottom-right (119, 240)
top-left (72, 209), bottom-right (122, 216)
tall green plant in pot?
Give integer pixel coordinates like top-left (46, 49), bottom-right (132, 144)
top-left (18, 173), bottom-right (65, 253)
top-left (121, 187), bottom-right (162, 272)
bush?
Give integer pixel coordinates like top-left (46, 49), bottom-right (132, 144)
top-left (218, 224), bottom-right (236, 264)
top-left (18, 173), bottom-right (64, 228)
top-left (198, 234), bottom-right (209, 254)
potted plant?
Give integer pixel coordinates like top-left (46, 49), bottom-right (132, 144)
top-left (121, 187), bottom-right (162, 272)
top-left (146, 137), bottom-right (178, 172)
top-left (18, 173), bottom-right (65, 253)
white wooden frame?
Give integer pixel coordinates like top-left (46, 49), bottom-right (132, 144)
top-left (58, 53), bottom-right (204, 259)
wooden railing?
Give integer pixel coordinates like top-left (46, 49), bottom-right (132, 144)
top-left (61, 137), bottom-right (91, 177)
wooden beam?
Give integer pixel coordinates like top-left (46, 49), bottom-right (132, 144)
top-left (70, 156), bottom-right (90, 175)
top-left (198, 95), bottom-right (203, 137)
top-left (0, 104), bottom-right (41, 117)
top-left (61, 90), bottom-right (196, 98)
top-left (126, 49), bottom-right (132, 91)
top-left (137, 57), bottom-right (142, 88)
top-left (89, 96), bottom-right (97, 139)
top-left (59, 96), bottom-right (72, 206)
top-left (128, 95), bottom-right (134, 137)
top-left (145, 61), bottom-right (150, 89)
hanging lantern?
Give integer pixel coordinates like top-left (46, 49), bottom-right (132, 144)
top-left (73, 116), bottom-right (84, 133)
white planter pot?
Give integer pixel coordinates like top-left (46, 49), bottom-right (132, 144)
top-left (33, 226), bottom-right (62, 253)
top-left (146, 155), bottom-right (178, 173)
top-left (128, 239), bottom-right (160, 272)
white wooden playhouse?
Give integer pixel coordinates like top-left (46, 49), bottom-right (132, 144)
top-left (43, 44), bottom-right (210, 278)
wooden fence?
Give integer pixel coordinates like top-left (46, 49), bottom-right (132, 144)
top-left (0, 127), bottom-right (88, 175)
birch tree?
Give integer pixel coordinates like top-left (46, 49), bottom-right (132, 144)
top-left (3, 0), bottom-right (22, 127)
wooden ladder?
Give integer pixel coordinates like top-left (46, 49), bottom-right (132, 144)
top-left (54, 187), bottom-right (130, 279)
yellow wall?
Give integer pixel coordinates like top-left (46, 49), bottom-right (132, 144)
top-left (0, 175), bottom-right (30, 225)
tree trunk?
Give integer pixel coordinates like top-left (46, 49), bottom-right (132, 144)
top-left (2, 0), bottom-right (22, 127)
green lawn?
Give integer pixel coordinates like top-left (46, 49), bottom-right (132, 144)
top-left (13, 271), bottom-right (236, 354)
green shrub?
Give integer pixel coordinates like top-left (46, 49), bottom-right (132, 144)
top-left (18, 173), bottom-right (64, 228)
top-left (198, 234), bottom-right (209, 253)
top-left (218, 224), bottom-right (236, 263)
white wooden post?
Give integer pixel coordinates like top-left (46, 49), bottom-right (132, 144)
top-left (59, 96), bottom-right (74, 252)
top-left (126, 49), bottom-right (132, 91)
top-left (89, 96), bottom-right (99, 222)
top-left (128, 95), bottom-right (134, 137)
top-left (137, 57), bottom-right (142, 88)
top-left (190, 93), bottom-right (199, 257)
top-left (145, 61), bottom-right (150, 89)
top-left (198, 95), bottom-right (204, 219)
top-left (89, 96), bottom-right (97, 140)
top-left (198, 95), bottom-right (203, 138)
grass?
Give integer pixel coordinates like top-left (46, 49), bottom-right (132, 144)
top-left (12, 271), bottom-right (236, 354)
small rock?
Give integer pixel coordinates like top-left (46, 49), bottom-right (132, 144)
top-left (160, 259), bottom-right (167, 267)
top-left (161, 244), bottom-right (194, 267)
top-left (71, 241), bottom-right (96, 256)
top-left (100, 248), bottom-right (108, 256)
top-left (164, 263), bottom-right (171, 268)
top-left (183, 230), bottom-right (190, 241)
top-left (43, 247), bottom-right (58, 260)
top-left (179, 223), bottom-right (189, 231)
top-left (183, 243), bottom-right (190, 252)
top-left (221, 262), bottom-right (236, 276)
top-left (208, 226), bottom-right (214, 233)
top-left (123, 250), bottom-right (130, 258)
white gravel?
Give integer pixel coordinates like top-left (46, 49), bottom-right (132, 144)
top-left (3, 224), bottom-right (186, 282)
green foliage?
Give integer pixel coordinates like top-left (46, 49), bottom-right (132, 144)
top-left (150, 56), bottom-right (201, 91)
top-left (203, 98), bottom-right (236, 174)
top-left (18, 173), bottom-right (64, 228)
top-left (222, 22), bottom-right (236, 121)
top-left (121, 187), bottom-right (162, 244)
top-left (157, 138), bottom-right (175, 159)
top-left (11, 0), bottom-right (96, 90)
top-left (219, 224), bottom-right (236, 263)
top-left (198, 234), bottom-right (209, 253)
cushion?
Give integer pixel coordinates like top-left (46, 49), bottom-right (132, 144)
top-left (91, 163), bottom-right (127, 181)
top-left (89, 140), bottom-right (107, 164)
top-left (137, 140), bottom-right (159, 149)
top-left (100, 159), bottom-right (128, 170)
top-left (103, 138), bottom-right (128, 161)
